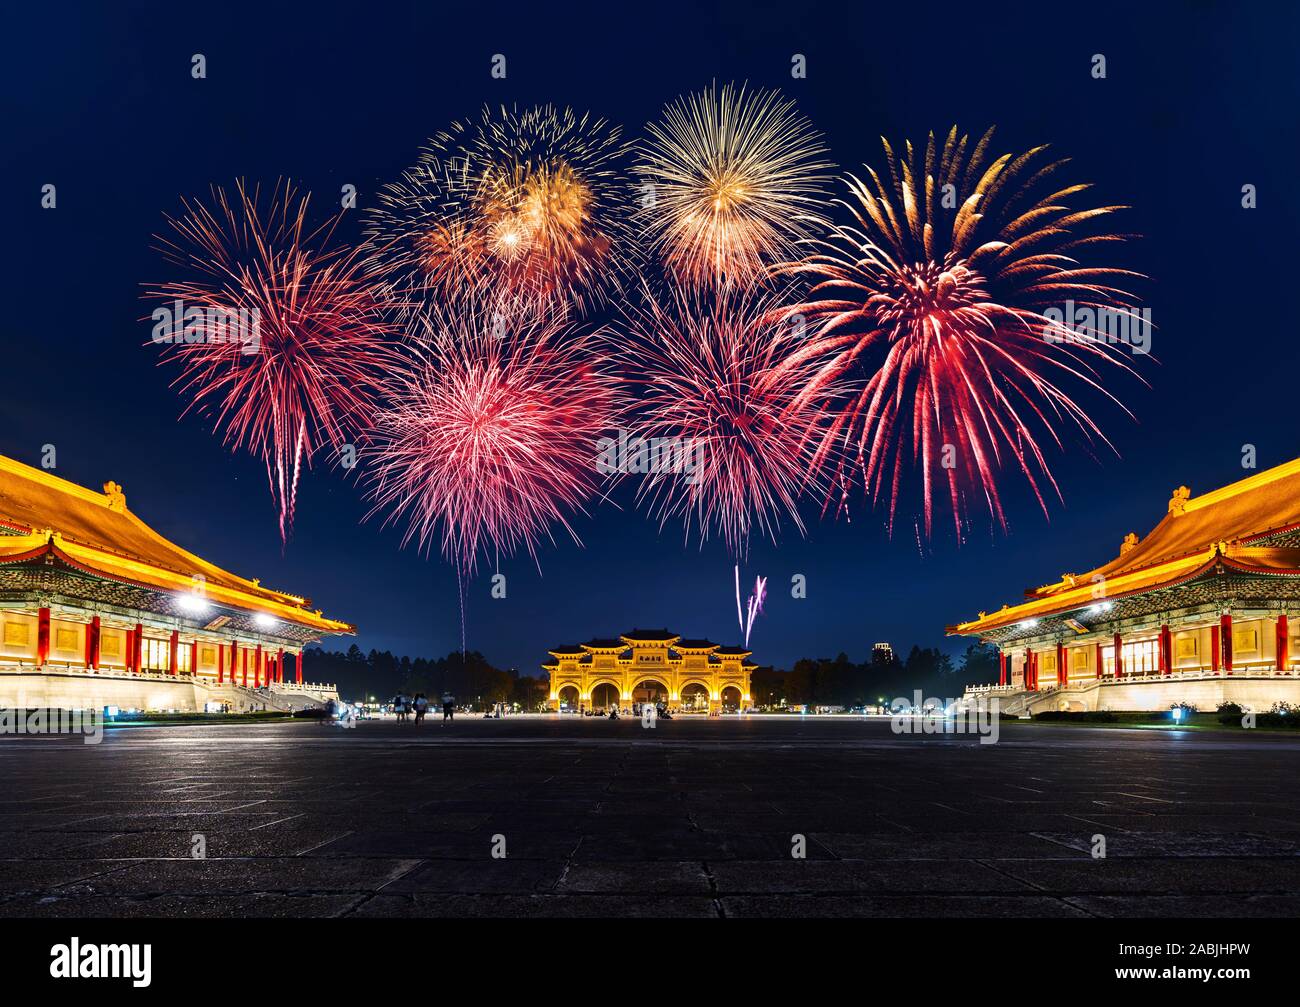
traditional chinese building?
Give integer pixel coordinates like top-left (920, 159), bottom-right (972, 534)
top-left (542, 629), bottom-right (754, 712)
top-left (0, 454), bottom-right (351, 712)
top-left (951, 457), bottom-right (1300, 713)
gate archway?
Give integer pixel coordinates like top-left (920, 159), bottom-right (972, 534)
top-left (631, 679), bottom-right (669, 704)
top-left (679, 682), bottom-right (710, 712)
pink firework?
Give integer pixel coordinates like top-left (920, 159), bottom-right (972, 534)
top-left (362, 301), bottom-right (623, 573)
top-left (624, 284), bottom-right (845, 556)
top-left (734, 565), bottom-right (767, 647)
top-left (784, 127), bottom-right (1146, 540)
top-left (148, 180), bottom-right (402, 542)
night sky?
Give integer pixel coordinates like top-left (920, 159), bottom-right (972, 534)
top-left (4, 1), bottom-right (1297, 674)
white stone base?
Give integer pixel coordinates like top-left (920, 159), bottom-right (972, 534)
top-left (0, 668), bottom-right (334, 713)
top-left (966, 672), bottom-right (1300, 715)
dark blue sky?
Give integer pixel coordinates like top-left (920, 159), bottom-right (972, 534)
top-left (4, 0), bottom-right (1297, 673)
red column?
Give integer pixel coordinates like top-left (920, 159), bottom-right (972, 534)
top-left (241, 648), bottom-right (248, 687)
top-left (133, 623), bottom-right (143, 673)
top-left (1056, 642), bottom-right (1065, 688)
top-left (218, 643), bottom-right (225, 684)
top-left (295, 650), bottom-right (303, 685)
top-left (1094, 641), bottom-right (1104, 679)
top-left (1277, 615), bottom-right (1288, 673)
top-left (124, 627), bottom-right (135, 672)
top-left (1159, 624), bottom-right (1171, 676)
top-left (86, 616), bottom-right (100, 670)
top-left (36, 607), bottom-right (51, 665)
top-left (1210, 623), bottom-right (1221, 673)
top-left (1113, 633), bottom-right (1123, 679)
top-left (1221, 614), bottom-right (1234, 674)
top-left (230, 640), bottom-right (239, 684)
top-left (190, 640), bottom-right (198, 677)
top-left (168, 630), bottom-right (179, 676)
top-left (254, 644), bottom-right (263, 687)
top-left (277, 649), bottom-right (285, 683)
top-left (999, 650), bottom-right (1007, 686)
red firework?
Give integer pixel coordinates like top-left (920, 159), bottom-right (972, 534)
top-left (147, 181), bottom-right (403, 543)
top-left (362, 300), bottom-right (623, 573)
top-left (784, 127), bottom-right (1146, 540)
top-left (624, 283), bottom-right (845, 556)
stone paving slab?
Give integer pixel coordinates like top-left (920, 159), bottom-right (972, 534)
top-left (2, 718), bottom-right (1300, 917)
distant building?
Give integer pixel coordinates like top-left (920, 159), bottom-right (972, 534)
top-left (872, 642), bottom-right (894, 664)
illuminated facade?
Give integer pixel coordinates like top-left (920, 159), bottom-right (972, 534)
top-left (0, 454), bottom-right (351, 711)
top-left (543, 630), bottom-right (754, 712)
top-left (952, 457), bottom-right (1300, 714)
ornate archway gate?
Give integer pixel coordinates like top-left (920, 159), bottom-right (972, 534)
top-left (543, 630), bottom-right (753, 712)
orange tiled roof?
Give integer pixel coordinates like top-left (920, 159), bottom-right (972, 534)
top-left (0, 454), bottom-right (352, 634)
top-left (952, 457), bottom-right (1300, 635)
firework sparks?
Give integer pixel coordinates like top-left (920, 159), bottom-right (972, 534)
top-left (623, 283), bottom-right (845, 557)
top-left (363, 104), bottom-right (637, 317)
top-left (784, 126), bottom-right (1146, 540)
top-left (147, 180), bottom-right (402, 543)
top-left (734, 565), bottom-right (767, 647)
top-left (361, 299), bottom-right (623, 573)
top-left (636, 82), bottom-right (832, 289)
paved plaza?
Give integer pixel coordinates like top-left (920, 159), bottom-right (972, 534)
top-left (2, 717), bottom-right (1300, 917)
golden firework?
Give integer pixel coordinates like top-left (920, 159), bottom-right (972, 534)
top-left (637, 82), bottom-right (832, 288)
top-left (364, 105), bottom-right (635, 317)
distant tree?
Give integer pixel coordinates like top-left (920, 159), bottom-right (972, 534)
top-left (956, 642), bottom-right (1000, 686)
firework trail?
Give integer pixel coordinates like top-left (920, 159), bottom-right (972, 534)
top-left (147, 180), bottom-right (402, 543)
top-left (636, 82), bottom-right (832, 290)
top-left (783, 126), bottom-right (1146, 540)
top-left (361, 297), bottom-right (624, 574)
top-left (622, 282), bottom-right (846, 557)
top-left (363, 104), bottom-right (638, 318)
top-left (734, 565), bottom-right (767, 647)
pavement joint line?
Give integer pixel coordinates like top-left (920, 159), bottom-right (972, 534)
top-left (247, 814), bottom-right (307, 830)
top-left (553, 835), bottom-right (586, 890)
top-left (372, 858), bottom-right (428, 893)
top-left (700, 860), bottom-right (725, 918)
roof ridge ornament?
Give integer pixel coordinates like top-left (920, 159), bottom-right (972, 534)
top-left (1120, 532), bottom-right (1139, 555)
top-left (102, 481), bottom-right (127, 513)
top-left (1167, 485), bottom-right (1191, 516)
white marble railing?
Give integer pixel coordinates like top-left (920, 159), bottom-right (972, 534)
top-left (267, 680), bottom-right (336, 694)
top-left (966, 664), bottom-right (1300, 696)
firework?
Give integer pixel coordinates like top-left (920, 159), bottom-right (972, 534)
top-left (784, 127), bottom-right (1146, 540)
top-left (147, 180), bottom-right (402, 542)
top-left (363, 104), bottom-right (637, 316)
top-left (734, 565), bottom-right (767, 647)
top-left (361, 300), bottom-right (622, 573)
top-left (623, 283), bottom-right (845, 557)
top-left (636, 82), bottom-right (832, 289)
